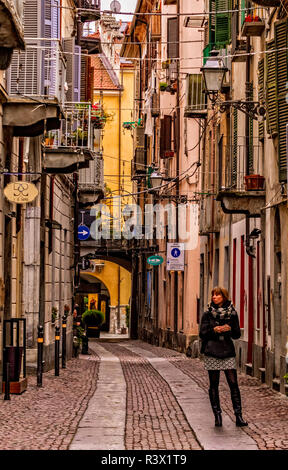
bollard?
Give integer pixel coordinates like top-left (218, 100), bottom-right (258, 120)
top-left (37, 325), bottom-right (44, 387)
top-left (4, 362), bottom-right (10, 400)
top-left (55, 326), bottom-right (60, 376)
top-left (62, 316), bottom-right (67, 369)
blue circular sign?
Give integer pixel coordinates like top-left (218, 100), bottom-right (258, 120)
top-left (171, 248), bottom-right (181, 258)
top-left (78, 225), bottom-right (90, 240)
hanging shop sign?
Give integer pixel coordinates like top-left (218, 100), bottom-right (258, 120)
top-left (4, 181), bottom-right (38, 204)
top-left (166, 243), bottom-right (185, 271)
top-left (147, 255), bottom-right (164, 266)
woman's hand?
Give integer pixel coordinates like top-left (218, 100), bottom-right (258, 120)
top-left (214, 324), bottom-right (231, 333)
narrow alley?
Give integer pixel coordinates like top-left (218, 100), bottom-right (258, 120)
top-left (1, 337), bottom-right (287, 452)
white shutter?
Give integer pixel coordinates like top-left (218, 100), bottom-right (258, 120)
top-left (74, 45), bottom-right (81, 102)
top-left (63, 37), bottom-right (75, 102)
top-left (7, 0), bottom-right (42, 95)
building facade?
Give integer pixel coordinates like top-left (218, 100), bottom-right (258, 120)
top-left (199, 0), bottom-right (288, 395)
top-left (121, 0), bottom-right (204, 351)
top-left (0, 0), bottom-right (104, 385)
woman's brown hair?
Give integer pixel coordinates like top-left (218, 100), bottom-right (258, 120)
top-left (211, 286), bottom-right (230, 303)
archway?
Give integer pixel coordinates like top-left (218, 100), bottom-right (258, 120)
top-left (76, 260), bottom-right (132, 334)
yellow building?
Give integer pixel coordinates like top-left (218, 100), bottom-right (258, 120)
top-left (86, 25), bottom-right (135, 333)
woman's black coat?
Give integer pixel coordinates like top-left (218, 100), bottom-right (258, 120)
top-left (199, 302), bottom-right (241, 359)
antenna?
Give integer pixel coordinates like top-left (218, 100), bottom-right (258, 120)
top-left (110, 0), bottom-right (121, 13)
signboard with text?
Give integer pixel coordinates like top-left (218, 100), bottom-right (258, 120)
top-left (166, 243), bottom-right (185, 271)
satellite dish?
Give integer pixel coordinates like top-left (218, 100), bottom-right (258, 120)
top-left (110, 0), bottom-right (121, 13)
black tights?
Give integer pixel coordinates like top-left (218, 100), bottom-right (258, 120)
top-left (208, 368), bottom-right (239, 392)
top-left (208, 368), bottom-right (242, 413)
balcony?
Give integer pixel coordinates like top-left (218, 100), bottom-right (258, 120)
top-left (78, 154), bottom-right (104, 207)
top-left (241, 10), bottom-right (265, 37)
top-left (216, 139), bottom-right (265, 216)
top-left (0, 0), bottom-right (25, 70)
top-left (184, 74), bottom-right (207, 118)
top-left (76, 0), bottom-right (101, 22)
top-left (43, 102), bottom-right (95, 173)
top-left (4, 39), bottom-right (66, 136)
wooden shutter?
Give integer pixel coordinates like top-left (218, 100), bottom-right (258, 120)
top-left (24, 0), bottom-right (41, 38)
top-left (160, 115), bottom-right (172, 158)
top-left (209, 0), bottom-right (216, 45)
top-left (275, 20), bottom-right (288, 181)
top-left (265, 40), bottom-right (278, 137)
top-left (258, 59), bottom-right (264, 141)
top-left (8, 0), bottom-right (41, 95)
top-left (63, 37), bottom-right (75, 102)
top-left (248, 82), bottom-right (254, 173)
top-left (51, 0), bottom-right (60, 39)
top-left (167, 17), bottom-right (178, 59)
top-left (74, 45), bottom-right (81, 102)
top-left (215, 0), bottom-right (231, 47)
top-left (80, 49), bottom-right (88, 101)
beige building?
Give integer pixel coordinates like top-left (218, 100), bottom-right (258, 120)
top-left (0, 0), bottom-right (103, 387)
top-left (199, 0), bottom-right (288, 395)
top-left (121, 0), bottom-right (204, 351)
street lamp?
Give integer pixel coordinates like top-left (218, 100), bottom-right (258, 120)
top-left (150, 170), bottom-right (163, 191)
top-left (200, 52), bottom-right (228, 105)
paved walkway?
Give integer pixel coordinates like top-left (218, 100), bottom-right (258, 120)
top-left (70, 342), bottom-right (126, 450)
top-left (69, 340), bottom-right (257, 451)
top-left (1, 338), bottom-right (287, 450)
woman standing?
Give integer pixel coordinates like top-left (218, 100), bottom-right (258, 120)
top-left (199, 286), bottom-right (248, 428)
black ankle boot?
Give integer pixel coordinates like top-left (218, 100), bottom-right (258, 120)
top-left (235, 414), bottom-right (248, 427)
top-left (230, 387), bottom-right (248, 427)
top-left (214, 412), bottom-right (222, 427)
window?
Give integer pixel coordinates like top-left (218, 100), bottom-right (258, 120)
top-left (186, 74), bottom-right (206, 111)
top-left (167, 17), bottom-right (178, 59)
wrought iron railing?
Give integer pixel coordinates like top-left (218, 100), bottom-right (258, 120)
top-left (45, 102), bottom-right (94, 151)
top-left (78, 154), bottom-right (104, 191)
top-left (219, 138), bottom-right (263, 192)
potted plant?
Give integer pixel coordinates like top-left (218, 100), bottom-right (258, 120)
top-left (244, 174), bottom-right (265, 191)
top-left (51, 306), bottom-right (58, 325)
top-left (123, 121), bottom-right (133, 130)
top-left (159, 82), bottom-right (168, 91)
top-left (81, 309), bottom-right (104, 338)
top-left (45, 132), bottom-right (55, 146)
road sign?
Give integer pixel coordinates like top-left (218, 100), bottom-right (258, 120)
top-left (167, 243), bottom-right (184, 271)
top-left (147, 255), bottom-right (164, 266)
top-left (78, 225), bottom-right (90, 240)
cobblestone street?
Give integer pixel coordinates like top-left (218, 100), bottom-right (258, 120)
top-left (0, 339), bottom-right (287, 451)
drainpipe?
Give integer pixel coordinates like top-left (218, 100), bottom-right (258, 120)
top-left (174, 0), bottom-right (180, 335)
top-left (245, 36), bottom-right (254, 258)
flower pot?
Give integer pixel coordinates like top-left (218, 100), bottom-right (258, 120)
top-left (87, 326), bottom-right (100, 338)
top-left (244, 174), bottom-right (265, 191)
top-left (3, 346), bottom-right (23, 382)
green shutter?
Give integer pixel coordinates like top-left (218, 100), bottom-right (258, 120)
top-left (215, 0), bottom-right (231, 47)
top-left (232, 108), bottom-right (238, 185)
top-left (275, 20), bottom-right (288, 182)
top-left (265, 40), bottom-right (278, 137)
top-left (258, 59), bottom-right (264, 141)
top-left (209, 0), bottom-right (216, 45)
top-left (241, 0), bottom-right (246, 27)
